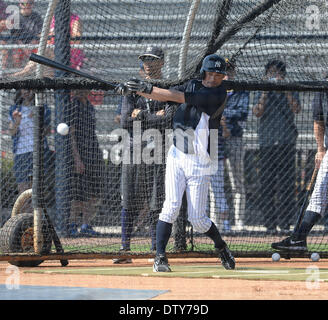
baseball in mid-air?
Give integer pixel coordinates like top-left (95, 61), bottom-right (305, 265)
top-left (311, 252), bottom-right (320, 262)
top-left (272, 252), bottom-right (280, 262)
top-left (57, 123), bottom-right (69, 135)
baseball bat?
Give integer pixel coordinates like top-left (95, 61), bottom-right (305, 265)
top-left (294, 167), bottom-right (319, 233)
top-left (29, 53), bottom-right (117, 90)
top-left (43, 207), bottom-right (68, 267)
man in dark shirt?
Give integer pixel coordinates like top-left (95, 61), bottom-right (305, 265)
top-left (253, 59), bottom-right (301, 233)
top-left (4, 0), bottom-right (42, 68)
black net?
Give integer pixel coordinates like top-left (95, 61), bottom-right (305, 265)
top-left (0, 0), bottom-right (328, 262)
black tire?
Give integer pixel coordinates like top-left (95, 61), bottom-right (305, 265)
top-left (0, 213), bottom-right (52, 267)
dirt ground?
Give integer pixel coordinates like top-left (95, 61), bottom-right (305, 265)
top-left (1, 257), bottom-right (328, 300)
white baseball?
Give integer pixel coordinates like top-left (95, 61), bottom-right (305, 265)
top-left (57, 123), bottom-right (69, 135)
top-left (272, 252), bottom-right (280, 262)
top-left (311, 252), bottom-right (320, 262)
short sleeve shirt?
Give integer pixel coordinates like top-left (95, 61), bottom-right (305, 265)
top-left (254, 91), bottom-right (299, 147)
top-left (10, 12), bottom-right (43, 43)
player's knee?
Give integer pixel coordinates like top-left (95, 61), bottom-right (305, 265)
top-left (163, 199), bottom-right (182, 213)
top-left (189, 216), bottom-right (211, 234)
top-left (160, 200), bottom-right (182, 223)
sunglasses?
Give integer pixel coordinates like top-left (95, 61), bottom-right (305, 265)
top-left (20, 2), bottom-right (34, 7)
top-left (140, 57), bottom-right (161, 62)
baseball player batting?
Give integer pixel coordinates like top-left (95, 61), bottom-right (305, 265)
top-left (116, 53), bottom-right (236, 271)
top-left (272, 88), bottom-right (328, 252)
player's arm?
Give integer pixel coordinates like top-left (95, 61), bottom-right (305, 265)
top-left (139, 86), bottom-right (226, 117)
top-left (220, 116), bottom-right (230, 139)
top-left (286, 92), bottom-right (301, 114)
top-left (136, 102), bottom-right (179, 127)
top-left (8, 47), bottom-right (54, 78)
top-left (314, 120), bottom-right (325, 169)
top-left (139, 87), bottom-right (185, 103)
top-left (312, 92), bottom-right (326, 168)
top-left (8, 108), bottom-right (22, 136)
top-left (71, 17), bottom-right (82, 45)
top-left (120, 79), bottom-right (226, 117)
top-left (253, 92), bottom-right (268, 118)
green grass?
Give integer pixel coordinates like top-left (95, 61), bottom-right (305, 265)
top-left (25, 265), bottom-right (328, 282)
top-left (46, 241), bottom-right (328, 255)
top-left (2, 237), bottom-right (328, 256)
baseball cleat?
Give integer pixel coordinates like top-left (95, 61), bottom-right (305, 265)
top-left (153, 254), bottom-right (171, 272)
top-left (112, 258), bottom-right (133, 264)
top-left (271, 236), bottom-right (307, 251)
top-left (112, 248), bottom-right (133, 264)
top-left (217, 244), bottom-right (235, 270)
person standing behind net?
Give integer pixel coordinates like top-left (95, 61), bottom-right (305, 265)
top-left (252, 59), bottom-right (301, 233)
top-left (3, 0), bottom-right (43, 69)
top-left (271, 86), bottom-right (328, 251)
top-left (66, 89), bottom-right (105, 237)
top-left (0, 1), bottom-right (10, 62)
top-left (208, 115), bottom-right (231, 233)
top-left (116, 53), bottom-right (236, 271)
top-left (10, 12), bottom-right (84, 78)
top-left (8, 89), bottom-right (52, 212)
top-left (0, 0), bottom-right (8, 33)
top-left (222, 59), bottom-right (249, 230)
top-left (113, 47), bottom-right (169, 263)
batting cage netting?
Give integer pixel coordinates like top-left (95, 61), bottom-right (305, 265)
top-left (0, 0), bottom-right (328, 266)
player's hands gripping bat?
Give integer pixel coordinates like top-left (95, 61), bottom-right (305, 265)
top-left (125, 78), bottom-right (153, 94)
top-left (114, 83), bottom-right (131, 96)
top-left (115, 78), bottom-right (154, 96)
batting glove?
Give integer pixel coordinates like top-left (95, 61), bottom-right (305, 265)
top-left (114, 83), bottom-right (130, 96)
top-left (125, 78), bottom-right (153, 94)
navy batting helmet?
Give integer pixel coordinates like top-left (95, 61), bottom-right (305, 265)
top-left (200, 54), bottom-right (227, 79)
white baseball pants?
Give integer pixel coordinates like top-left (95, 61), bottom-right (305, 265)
top-left (307, 150), bottom-right (328, 216)
top-left (159, 145), bottom-right (213, 233)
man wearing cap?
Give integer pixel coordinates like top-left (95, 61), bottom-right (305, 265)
top-left (138, 46), bottom-right (164, 79)
top-left (222, 59), bottom-right (250, 230)
top-left (114, 46), bottom-right (178, 264)
top-left (3, 0), bottom-right (43, 68)
top-left (115, 53), bottom-right (236, 272)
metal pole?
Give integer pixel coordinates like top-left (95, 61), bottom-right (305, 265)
top-left (33, 0), bottom-right (59, 253)
top-left (54, 0), bottom-right (71, 235)
top-left (178, 0), bottom-right (201, 79)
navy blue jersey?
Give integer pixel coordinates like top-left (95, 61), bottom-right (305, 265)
top-left (171, 79), bottom-right (227, 155)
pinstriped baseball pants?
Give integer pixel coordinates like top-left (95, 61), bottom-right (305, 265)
top-left (307, 150), bottom-right (328, 216)
top-left (159, 145), bottom-right (213, 233)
